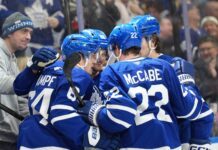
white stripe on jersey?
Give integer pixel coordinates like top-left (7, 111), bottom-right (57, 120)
top-left (106, 110), bottom-right (131, 128)
top-left (177, 97), bottom-right (198, 119)
top-left (51, 105), bottom-right (75, 111)
top-left (39, 118), bottom-right (48, 126)
top-left (120, 145), bottom-right (181, 150)
top-left (106, 104), bottom-right (137, 115)
top-left (191, 109), bottom-right (213, 121)
top-left (20, 146), bottom-right (69, 150)
top-left (51, 113), bottom-right (79, 124)
top-left (122, 57), bottom-right (145, 62)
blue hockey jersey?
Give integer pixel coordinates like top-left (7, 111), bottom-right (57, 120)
top-left (98, 57), bottom-right (203, 149)
top-left (14, 60), bottom-right (102, 150)
top-left (158, 54), bottom-right (214, 143)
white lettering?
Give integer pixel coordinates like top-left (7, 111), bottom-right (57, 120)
top-left (137, 70), bottom-right (145, 82)
top-left (123, 74), bottom-right (133, 84)
top-left (155, 69), bottom-right (161, 80)
top-left (132, 75), bottom-right (139, 84)
top-left (148, 70), bottom-right (155, 81)
top-left (36, 75), bottom-right (57, 86)
top-left (48, 76), bottom-right (56, 86)
top-left (123, 69), bottom-right (162, 85)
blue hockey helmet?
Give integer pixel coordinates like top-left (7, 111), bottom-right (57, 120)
top-left (129, 15), bottom-right (144, 25)
top-left (129, 14), bottom-right (160, 37)
top-left (61, 33), bottom-right (98, 59)
top-left (80, 29), bottom-right (108, 50)
top-left (108, 24), bottom-right (141, 51)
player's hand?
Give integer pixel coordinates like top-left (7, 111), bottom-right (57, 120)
top-left (171, 57), bottom-right (195, 84)
top-left (189, 139), bottom-right (211, 150)
top-left (77, 101), bottom-right (104, 126)
top-left (84, 126), bottom-right (120, 150)
top-left (27, 47), bottom-right (59, 72)
top-left (47, 17), bottom-right (59, 28)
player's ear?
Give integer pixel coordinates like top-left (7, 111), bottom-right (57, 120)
top-left (76, 53), bottom-right (86, 67)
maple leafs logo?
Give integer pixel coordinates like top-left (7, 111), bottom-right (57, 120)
top-left (24, 0), bottom-right (49, 29)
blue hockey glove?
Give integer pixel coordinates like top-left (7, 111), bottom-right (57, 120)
top-left (77, 101), bottom-right (105, 126)
top-left (171, 57), bottom-right (195, 84)
top-left (189, 139), bottom-right (211, 150)
top-left (27, 47), bottom-right (59, 71)
top-left (84, 126), bottom-right (120, 150)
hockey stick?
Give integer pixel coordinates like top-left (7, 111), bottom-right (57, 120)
top-left (63, 52), bottom-right (85, 107)
top-left (0, 103), bottom-right (24, 121)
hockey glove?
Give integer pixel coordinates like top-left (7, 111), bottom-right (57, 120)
top-left (27, 47), bottom-right (59, 72)
top-left (189, 139), bottom-right (211, 150)
top-left (171, 57), bottom-right (195, 84)
top-left (84, 126), bottom-right (120, 150)
top-left (77, 101), bottom-right (105, 126)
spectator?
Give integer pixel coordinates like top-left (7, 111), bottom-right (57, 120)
top-left (0, 12), bottom-right (33, 150)
top-left (115, 0), bottom-right (132, 24)
top-left (204, 0), bottom-right (218, 19)
top-left (179, 3), bottom-right (202, 59)
top-left (94, 0), bottom-right (120, 36)
top-left (146, 1), bottom-right (163, 20)
top-left (159, 16), bottom-right (175, 56)
top-left (1, 0), bottom-right (65, 56)
top-left (83, 0), bottom-right (99, 29)
top-left (114, 0), bottom-right (143, 24)
top-left (201, 16), bottom-right (218, 40)
top-left (194, 36), bottom-right (218, 103)
top-left (82, 0), bottom-right (120, 36)
top-left (128, 0), bottom-right (144, 17)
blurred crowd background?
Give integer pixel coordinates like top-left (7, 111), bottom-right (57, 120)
top-left (0, 0), bottom-right (218, 135)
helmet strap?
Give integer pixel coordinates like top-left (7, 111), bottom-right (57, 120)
top-left (147, 37), bottom-right (156, 56)
top-left (106, 52), bottom-right (116, 66)
top-left (77, 56), bottom-right (89, 69)
top-left (95, 51), bottom-right (100, 63)
top-left (116, 49), bottom-right (122, 61)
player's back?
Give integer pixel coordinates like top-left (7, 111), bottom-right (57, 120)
top-left (19, 60), bottom-right (100, 149)
top-left (100, 58), bottom-right (203, 149)
top-left (100, 57), bottom-right (185, 149)
top-left (28, 60), bottom-right (66, 117)
top-left (158, 54), bottom-right (214, 145)
top-left (28, 60), bottom-right (101, 117)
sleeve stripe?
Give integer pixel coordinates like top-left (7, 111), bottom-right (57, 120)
top-left (191, 109), bottom-right (213, 121)
top-left (51, 105), bottom-right (75, 111)
top-left (119, 145), bottom-right (181, 150)
top-left (177, 98), bottom-right (198, 119)
top-left (51, 113), bottom-right (79, 124)
top-left (39, 118), bottom-right (48, 126)
top-left (106, 110), bottom-right (131, 128)
top-left (135, 113), bottom-right (155, 125)
top-left (20, 146), bottom-right (69, 150)
top-left (106, 104), bottom-right (136, 115)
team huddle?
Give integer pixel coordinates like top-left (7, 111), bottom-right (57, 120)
top-left (13, 15), bottom-right (214, 150)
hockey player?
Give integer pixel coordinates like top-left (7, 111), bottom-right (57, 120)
top-left (13, 34), bottom-right (119, 150)
top-left (80, 29), bottom-right (109, 86)
top-left (76, 23), bottom-right (206, 149)
top-left (130, 14), bottom-right (214, 150)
